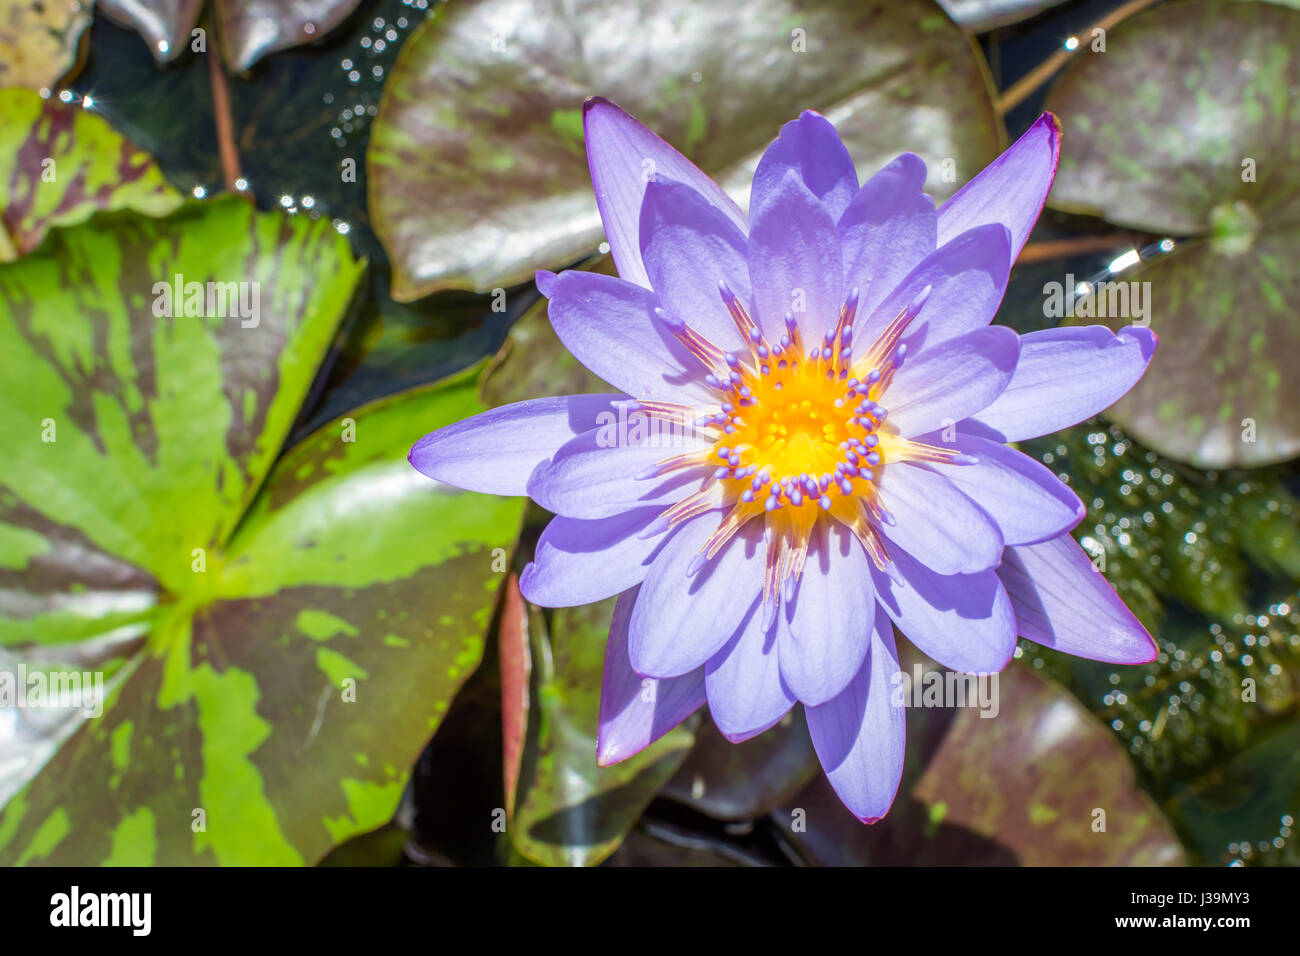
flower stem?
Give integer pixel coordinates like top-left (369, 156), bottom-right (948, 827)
top-left (207, 34), bottom-right (242, 193)
top-left (1017, 234), bottom-right (1139, 264)
top-left (996, 0), bottom-right (1164, 116)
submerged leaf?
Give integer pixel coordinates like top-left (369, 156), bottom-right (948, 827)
top-left (505, 596), bottom-right (694, 866)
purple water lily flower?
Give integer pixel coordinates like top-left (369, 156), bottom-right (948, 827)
top-left (410, 97), bottom-right (1158, 823)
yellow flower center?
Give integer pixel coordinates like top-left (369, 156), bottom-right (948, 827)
top-left (643, 283), bottom-right (954, 602)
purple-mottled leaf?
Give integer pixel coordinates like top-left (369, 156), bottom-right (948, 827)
top-left (0, 89), bottom-right (183, 262)
top-left (776, 656), bottom-right (1185, 865)
top-left (99, 0), bottom-right (203, 63)
top-left (1044, 0), bottom-right (1300, 467)
top-left (368, 0), bottom-right (1000, 298)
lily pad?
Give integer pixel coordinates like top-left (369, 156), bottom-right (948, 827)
top-left (100, 0), bottom-right (365, 70)
top-left (937, 0), bottom-right (1068, 32)
top-left (0, 89), bottom-right (183, 262)
top-left (1044, 0), bottom-right (1300, 467)
top-left (0, 0), bottom-right (93, 92)
top-left (504, 595), bottom-right (695, 867)
top-left (368, 0), bottom-right (1001, 299)
top-left (99, 0), bottom-right (202, 62)
top-left (0, 197), bottom-right (525, 864)
top-left (214, 0), bottom-right (365, 72)
top-left (777, 658), bottom-right (1186, 865)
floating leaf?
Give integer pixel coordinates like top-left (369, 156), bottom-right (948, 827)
top-left (100, 0), bottom-right (365, 71)
top-left (99, 0), bottom-right (202, 63)
top-left (214, 0), bottom-right (365, 72)
top-left (0, 0), bottom-right (93, 92)
top-left (0, 196), bottom-right (525, 864)
top-left (1044, 0), bottom-right (1300, 467)
top-left (369, 0), bottom-right (1001, 299)
top-left (0, 89), bottom-right (183, 262)
top-left (937, 0), bottom-right (1067, 32)
top-left (778, 659), bottom-right (1186, 865)
top-left (505, 596), bottom-right (694, 866)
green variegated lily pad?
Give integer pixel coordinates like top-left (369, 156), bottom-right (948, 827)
top-left (0, 0), bottom-right (93, 92)
top-left (1044, 0), bottom-right (1300, 467)
top-left (503, 596), bottom-right (695, 867)
top-left (368, 0), bottom-right (1001, 299)
top-left (0, 197), bottom-right (525, 864)
top-left (0, 89), bottom-right (183, 262)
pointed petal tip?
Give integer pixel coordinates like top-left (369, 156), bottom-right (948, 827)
top-left (595, 722), bottom-right (645, 767)
top-left (835, 785), bottom-right (900, 826)
top-left (1119, 323), bottom-right (1158, 360)
top-left (594, 740), bottom-right (621, 768)
top-left (516, 561), bottom-right (539, 602)
top-left (1138, 639), bottom-right (1159, 665)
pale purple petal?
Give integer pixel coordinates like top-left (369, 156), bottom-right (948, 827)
top-left (598, 587), bottom-right (706, 766)
top-left (968, 325), bottom-right (1158, 442)
top-left (704, 602), bottom-right (796, 742)
top-left (876, 462), bottom-right (1003, 575)
top-left (857, 223), bottom-right (1012, 353)
top-left (936, 112), bottom-right (1061, 263)
top-left (806, 605), bottom-right (904, 824)
top-left (885, 325), bottom-right (1019, 437)
top-left (920, 433), bottom-right (1085, 546)
top-left (519, 506), bottom-right (667, 608)
top-left (629, 517), bottom-right (764, 678)
top-left (538, 268), bottom-right (713, 404)
top-left (526, 425), bottom-right (711, 519)
top-left (778, 523), bottom-right (873, 705)
top-left (640, 177), bottom-right (752, 350)
top-left (584, 96), bottom-right (746, 289)
top-left (750, 110), bottom-right (858, 222)
top-left (871, 548), bottom-right (1017, 673)
top-left (839, 153), bottom-right (937, 319)
top-left (409, 394), bottom-right (623, 496)
top-left (999, 534), bottom-right (1157, 664)
top-left (747, 169), bottom-right (844, 344)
